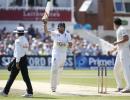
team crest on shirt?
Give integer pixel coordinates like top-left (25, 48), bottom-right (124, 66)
top-left (57, 42), bottom-right (66, 47)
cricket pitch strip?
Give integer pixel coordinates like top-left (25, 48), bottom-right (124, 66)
top-left (0, 80), bottom-right (130, 96)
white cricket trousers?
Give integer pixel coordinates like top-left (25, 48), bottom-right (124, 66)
top-left (50, 52), bottom-right (66, 91)
top-left (114, 48), bottom-right (130, 90)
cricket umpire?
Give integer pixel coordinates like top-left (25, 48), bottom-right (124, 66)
top-left (0, 26), bottom-right (33, 97)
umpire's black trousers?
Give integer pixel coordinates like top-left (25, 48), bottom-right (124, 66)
top-left (3, 55), bottom-right (33, 95)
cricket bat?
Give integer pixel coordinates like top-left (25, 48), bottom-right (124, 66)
top-left (42, 0), bottom-right (52, 21)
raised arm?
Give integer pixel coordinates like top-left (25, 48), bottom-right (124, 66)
top-left (43, 19), bottom-right (51, 35)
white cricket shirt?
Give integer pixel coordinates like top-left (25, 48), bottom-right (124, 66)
top-left (116, 26), bottom-right (129, 50)
top-left (51, 30), bottom-right (71, 54)
top-left (14, 36), bottom-right (29, 62)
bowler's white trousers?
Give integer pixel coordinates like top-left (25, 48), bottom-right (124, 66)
top-left (114, 48), bottom-right (130, 90)
top-left (50, 52), bottom-right (66, 91)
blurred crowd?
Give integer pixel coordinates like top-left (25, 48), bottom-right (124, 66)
top-left (0, 23), bottom-right (102, 56)
top-left (8, 0), bottom-right (70, 7)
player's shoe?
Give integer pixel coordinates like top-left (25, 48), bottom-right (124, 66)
top-left (121, 89), bottom-right (130, 93)
top-left (51, 87), bottom-right (56, 92)
top-left (22, 93), bottom-right (33, 97)
top-left (115, 88), bottom-right (123, 92)
top-left (52, 90), bottom-right (56, 92)
top-left (0, 91), bottom-right (8, 97)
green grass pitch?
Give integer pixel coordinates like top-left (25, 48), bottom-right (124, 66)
top-left (0, 69), bottom-right (130, 100)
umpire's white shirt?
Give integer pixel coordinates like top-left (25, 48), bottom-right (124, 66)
top-left (51, 30), bottom-right (71, 54)
top-left (14, 36), bottom-right (29, 63)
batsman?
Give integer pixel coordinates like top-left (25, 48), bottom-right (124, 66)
top-left (42, 1), bottom-right (72, 92)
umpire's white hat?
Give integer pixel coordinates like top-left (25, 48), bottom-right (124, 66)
top-left (13, 26), bottom-right (27, 33)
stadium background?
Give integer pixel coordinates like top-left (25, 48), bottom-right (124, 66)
top-left (0, 0), bottom-right (130, 69)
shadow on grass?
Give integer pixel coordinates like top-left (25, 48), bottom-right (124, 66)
top-left (32, 96), bottom-right (59, 99)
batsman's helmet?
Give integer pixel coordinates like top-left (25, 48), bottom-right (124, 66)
top-left (58, 23), bottom-right (65, 29)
